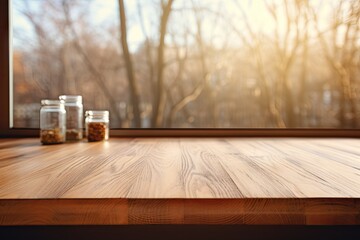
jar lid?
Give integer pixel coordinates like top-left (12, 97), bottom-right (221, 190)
top-left (41, 99), bottom-right (64, 106)
top-left (85, 110), bottom-right (109, 118)
top-left (59, 95), bottom-right (82, 104)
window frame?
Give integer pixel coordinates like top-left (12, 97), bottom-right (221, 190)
top-left (1, 0), bottom-right (360, 138)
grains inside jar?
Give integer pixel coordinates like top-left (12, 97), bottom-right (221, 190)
top-left (41, 128), bottom-right (65, 145)
top-left (66, 129), bottom-right (83, 140)
top-left (87, 122), bottom-right (107, 141)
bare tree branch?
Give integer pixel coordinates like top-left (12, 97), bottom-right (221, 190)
top-left (152, 0), bottom-right (175, 127)
top-left (119, 0), bottom-right (142, 127)
top-left (61, 0), bottom-right (122, 125)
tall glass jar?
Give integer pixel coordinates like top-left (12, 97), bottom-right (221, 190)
top-left (85, 111), bottom-right (109, 142)
top-left (59, 95), bottom-right (83, 141)
top-left (40, 100), bottom-right (66, 144)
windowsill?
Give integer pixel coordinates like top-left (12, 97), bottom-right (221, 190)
top-left (0, 137), bottom-right (359, 225)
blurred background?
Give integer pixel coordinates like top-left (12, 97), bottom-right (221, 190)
top-left (12, 0), bottom-right (360, 128)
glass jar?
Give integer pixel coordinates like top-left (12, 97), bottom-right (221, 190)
top-left (59, 95), bottom-right (83, 141)
top-left (40, 100), bottom-right (66, 144)
top-left (85, 110), bottom-right (109, 142)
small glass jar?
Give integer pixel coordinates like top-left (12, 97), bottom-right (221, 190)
top-left (59, 95), bottom-right (83, 141)
top-left (85, 110), bottom-right (109, 142)
top-left (40, 100), bottom-right (66, 144)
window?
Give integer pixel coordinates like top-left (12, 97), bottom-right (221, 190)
top-left (2, 0), bottom-right (360, 137)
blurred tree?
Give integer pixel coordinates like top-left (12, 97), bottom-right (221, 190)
top-left (12, 0), bottom-right (360, 129)
top-left (119, 0), bottom-right (141, 127)
top-left (311, 0), bottom-right (360, 128)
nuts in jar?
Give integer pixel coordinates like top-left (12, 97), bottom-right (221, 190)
top-left (66, 129), bottom-right (83, 141)
top-left (87, 122), bottom-right (107, 141)
top-left (85, 110), bottom-right (109, 142)
top-left (59, 95), bottom-right (83, 141)
top-left (40, 128), bottom-right (65, 145)
top-left (40, 99), bottom-right (66, 145)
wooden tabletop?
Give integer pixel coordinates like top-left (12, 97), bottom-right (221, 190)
top-left (0, 138), bottom-right (359, 225)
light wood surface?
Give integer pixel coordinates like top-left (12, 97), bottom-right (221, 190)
top-left (0, 138), bottom-right (359, 225)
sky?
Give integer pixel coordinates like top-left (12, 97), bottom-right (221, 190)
top-left (13, 0), bottom-right (155, 51)
top-left (12, 0), bottom-right (342, 51)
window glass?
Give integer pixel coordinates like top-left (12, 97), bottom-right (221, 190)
top-left (12, 0), bottom-right (360, 128)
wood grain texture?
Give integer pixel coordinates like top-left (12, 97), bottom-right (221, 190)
top-left (128, 199), bottom-right (184, 224)
top-left (0, 138), bottom-right (359, 225)
top-left (184, 199), bottom-right (244, 224)
top-left (0, 199), bottom-right (128, 225)
top-left (0, 199), bottom-right (359, 225)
